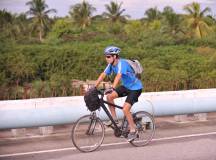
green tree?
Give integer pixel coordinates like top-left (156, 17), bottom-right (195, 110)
top-left (0, 9), bottom-right (17, 39)
top-left (124, 20), bottom-right (143, 40)
top-left (172, 56), bottom-right (204, 89)
top-left (48, 19), bottom-right (75, 39)
top-left (26, 0), bottom-right (57, 42)
top-left (0, 9), bottom-right (13, 29)
top-left (6, 52), bottom-right (38, 85)
top-left (183, 2), bottom-right (211, 38)
top-left (14, 14), bottom-right (29, 36)
top-left (103, 1), bottom-right (130, 23)
top-left (144, 7), bottom-right (161, 22)
top-left (0, 10), bottom-right (31, 40)
top-left (143, 7), bottom-right (162, 31)
top-left (162, 6), bottom-right (184, 36)
top-left (162, 6), bottom-right (174, 15)
top-left (69, 1), bottom-right (96, 30)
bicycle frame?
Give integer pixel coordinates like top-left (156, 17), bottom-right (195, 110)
top-left (98, 94), bottom-right (124, 133)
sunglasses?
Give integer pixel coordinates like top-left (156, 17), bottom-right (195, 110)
top-left (105, 55), bottom-right (112, 59)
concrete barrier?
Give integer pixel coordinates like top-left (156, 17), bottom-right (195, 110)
top-left (0, 89), bottom-right (216, 129)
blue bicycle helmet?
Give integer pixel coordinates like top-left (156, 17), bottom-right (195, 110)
top-left (104, 46), bottom-right (121, 55)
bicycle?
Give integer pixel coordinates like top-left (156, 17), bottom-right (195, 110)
top-left (71, 88), bottom-right (155, 152)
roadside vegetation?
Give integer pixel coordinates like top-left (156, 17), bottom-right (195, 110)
top-left (0, 0), bottom-right (216, 99)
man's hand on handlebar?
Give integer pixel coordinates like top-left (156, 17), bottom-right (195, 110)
top-left (104, 88), bottom-right (116, 95)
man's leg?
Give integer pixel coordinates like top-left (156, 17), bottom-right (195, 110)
top-left (123, 89), bottom-right (142, 141)
top-left (106, 91), bottom-right (119, 119)
top-left (123, 102), bottom-right (136, 132)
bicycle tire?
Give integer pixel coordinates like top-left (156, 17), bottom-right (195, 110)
top-left (71, 114), bottom-right (105, 152)
top-left (130, 111), bottom-right (155, 147)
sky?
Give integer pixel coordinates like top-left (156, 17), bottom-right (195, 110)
top-left (0, 0), bottom-right (215, 19)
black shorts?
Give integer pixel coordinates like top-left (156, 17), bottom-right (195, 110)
top-left (115, 86), bottom-right (142, 106)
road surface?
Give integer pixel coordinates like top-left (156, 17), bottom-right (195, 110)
top-left (0, 114), bottom-right (216, 160)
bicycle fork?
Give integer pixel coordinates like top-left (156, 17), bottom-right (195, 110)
top-left (86, 112), bottom-right (97, 135)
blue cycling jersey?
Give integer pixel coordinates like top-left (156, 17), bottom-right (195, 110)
top-left (104, 59), bottom-right (143, 90)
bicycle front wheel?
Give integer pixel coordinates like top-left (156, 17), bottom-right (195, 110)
top-left (71, 114), bottom-right (105, 152)
top-left (130, 111), bottom-right (155, 147)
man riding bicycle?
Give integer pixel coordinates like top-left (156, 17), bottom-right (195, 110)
top-left (95, 46), bottom-right (143, 141)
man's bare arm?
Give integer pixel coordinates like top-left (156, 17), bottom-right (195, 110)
top-left (95, 72), bottom-right (106, 88)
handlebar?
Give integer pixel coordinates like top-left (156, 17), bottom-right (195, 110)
top-left (86, 87), bottom-right (114, 98)
top-left (97, 88), bottom-right (105, 96)
top-left (97, 88), bottom-right (115, 96)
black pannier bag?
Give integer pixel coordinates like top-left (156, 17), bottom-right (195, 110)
top-left (84, 87), bottom-right (100, 111)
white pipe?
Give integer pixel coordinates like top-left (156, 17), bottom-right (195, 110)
top-left (0, 89), bottom-right (216, 129)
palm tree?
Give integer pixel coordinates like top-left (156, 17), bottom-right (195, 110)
top-left (144, 7), bottom-right (161, 22)
top-left (0, 10), bottom-right (21, 39)
top-left (0, 9), bottom-right (14, 38)
top-left (0, 9), bottom-right (13, 28)
top-left (69, 1), bottom-right (96, 30)
top-left (103, 1), bottom-right (130, 23)
top-left (162, 6), bottom-right (174, 15)
top-left (162, 6), bottom-right (185, 36)
top-left (183, 2), bottom-right (211, 38)
top-left (12, 13), bottom-right (31, 39)
top-left (26, 0), bottom-right (57, 42)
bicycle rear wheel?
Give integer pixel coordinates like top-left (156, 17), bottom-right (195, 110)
top-left (71, 114), bottom-right (105, 152)
top-left (130, 111), bottom-right (155, 147)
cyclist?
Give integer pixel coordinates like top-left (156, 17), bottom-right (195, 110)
top-left (95, 45), bottom-right (143, 141)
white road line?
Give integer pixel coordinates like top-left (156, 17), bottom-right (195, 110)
top-left (1, 131), bottom-right (216, 158)
top-left (152, 131), bottom-right (216, 142)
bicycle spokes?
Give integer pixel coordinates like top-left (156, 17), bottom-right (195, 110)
top-left (71, 115), bottom-right (105, 152)
top-left (130, 111), bottom-right (155, 147)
